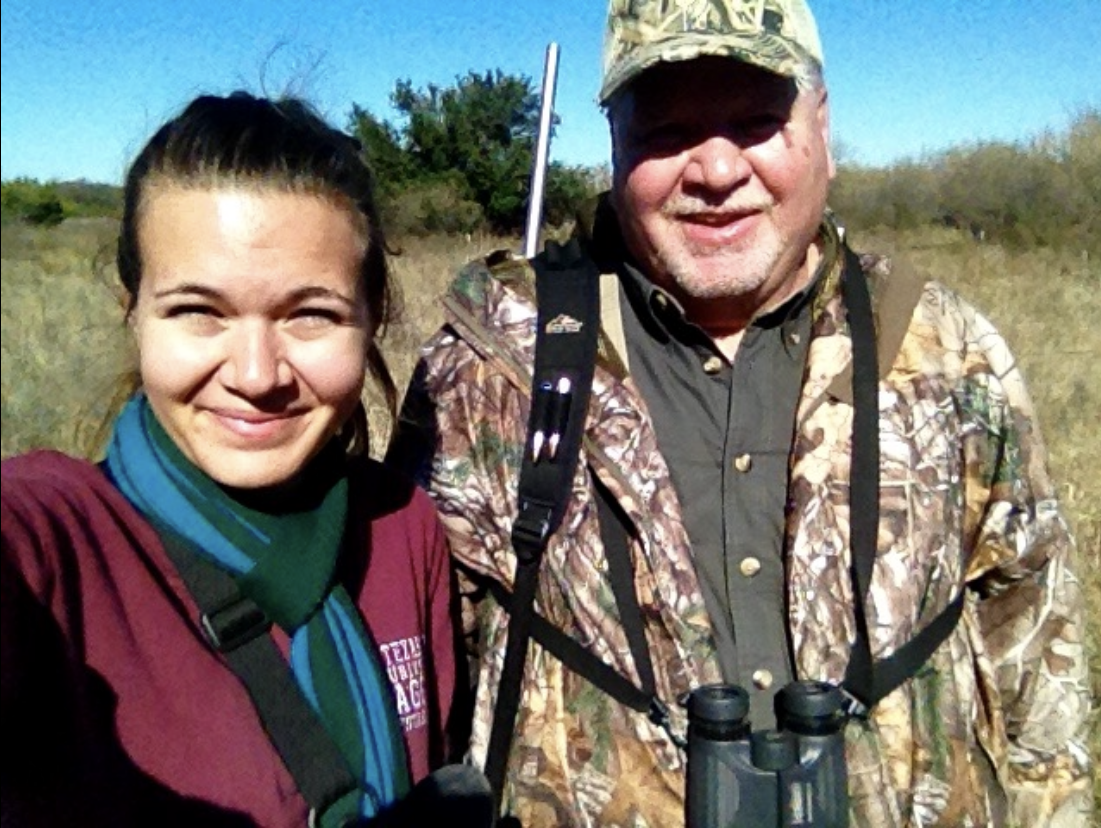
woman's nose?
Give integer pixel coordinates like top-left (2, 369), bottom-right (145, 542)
top-left (223, 322), bottom-right (291, 397)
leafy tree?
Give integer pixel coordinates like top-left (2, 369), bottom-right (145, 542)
top-left (348, 105), bottom-right (412, 195)
top-left (543, 162), bottom-right (600, 228)
top-left (349, 70), bottom-right (598, 235)
top-left (392, 69), bottom-right (538, 231)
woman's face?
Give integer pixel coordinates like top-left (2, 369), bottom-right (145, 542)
top-left (131, 186), bottom-right (370, 489)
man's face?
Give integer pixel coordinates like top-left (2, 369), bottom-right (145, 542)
top-left (610, 57), bottom-right (834, 330)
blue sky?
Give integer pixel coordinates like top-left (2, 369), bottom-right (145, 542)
top-left (2, 1), bottom-right (1098, 184)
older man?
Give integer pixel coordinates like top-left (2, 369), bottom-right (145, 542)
top-left (390, 1), bottom-right (1093, 825)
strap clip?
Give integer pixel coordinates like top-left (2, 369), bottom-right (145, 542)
top-left (511, 500), bottom-right (554, 562)
top-left (839, 685), bottom-right (871, 720)
top-left (648, 696), bottom-right (687, 750)
top-left (200, 596), bottom-right (271, 653)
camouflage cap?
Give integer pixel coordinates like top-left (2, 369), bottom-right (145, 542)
top-left (600, 0), bottom-right (824, 104)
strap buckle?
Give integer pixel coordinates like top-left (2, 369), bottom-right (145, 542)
top-left (839, 686), bottom-right (871, 720)
top-left (200, 596), bottom-right (271, 653)
top-left (511, 500), bottom-right (553, 562)
top-left (648, 696), bottom-right (687, 750)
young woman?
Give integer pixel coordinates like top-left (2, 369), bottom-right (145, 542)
top-left (1, 93), bottom-right (472, 827)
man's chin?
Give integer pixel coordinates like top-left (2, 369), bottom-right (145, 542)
top-left (668, 262), bottom-right (770, 299)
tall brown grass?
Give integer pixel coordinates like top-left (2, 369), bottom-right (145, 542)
top-left (2, 217), bottom-right (1098, 798)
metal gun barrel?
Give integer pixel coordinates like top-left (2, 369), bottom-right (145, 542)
top-left (522, 42), bottom-right (561, 259)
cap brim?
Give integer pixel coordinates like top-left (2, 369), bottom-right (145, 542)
top-left (600, 31), bottom-right (808, 105)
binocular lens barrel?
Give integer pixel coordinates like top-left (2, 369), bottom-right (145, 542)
top-left (685, 683), bottom-right (751, 740)
top-left (685, 680), bottom-right (850, 828)
top-left (776, 681), bottom-right (846, 736)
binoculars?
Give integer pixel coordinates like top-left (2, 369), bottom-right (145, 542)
top-left (685, 680), bottom-right (849, 828)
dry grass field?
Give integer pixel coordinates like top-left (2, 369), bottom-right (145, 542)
top-left (2, 217), bottom-right (1099, 798)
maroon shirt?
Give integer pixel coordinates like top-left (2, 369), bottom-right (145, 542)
top-left (1, 451), bottom-right (459, 827)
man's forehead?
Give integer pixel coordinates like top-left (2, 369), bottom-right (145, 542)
top-left (622, 57), bottom-right (797, 112)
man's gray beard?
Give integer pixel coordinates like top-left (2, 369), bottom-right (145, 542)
top-left (654, 195), bottom-right (783, 302)
top-left (658, 229), bottom-right (783, 303)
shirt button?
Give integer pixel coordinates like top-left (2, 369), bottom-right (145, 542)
top-left (752, 669), bottom-right (774, 690)
top-left (702, 355), bottom-right (724, 374)
top-left (733, 453), bottom-right (753, 473)
top-left (653, 293), bottom-right (669, 311)
top-left (739, 557), bottom-right (762, 577)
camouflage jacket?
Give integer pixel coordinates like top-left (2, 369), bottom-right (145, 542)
top-left (396, 220), bottom-right (1092, 827)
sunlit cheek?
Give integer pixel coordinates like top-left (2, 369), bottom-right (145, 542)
top-left (288, 334), bottom-right (369, 411)
top-left (627, 158), bottom-right (680, 209)
top-left (137, 324), bottom-right (217, 398)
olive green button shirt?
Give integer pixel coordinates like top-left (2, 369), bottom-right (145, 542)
top-left (617, 265), bottom-right (816, 728)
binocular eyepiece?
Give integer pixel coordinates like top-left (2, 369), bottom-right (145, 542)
top-left (685, 680), bottom-right (850, 828)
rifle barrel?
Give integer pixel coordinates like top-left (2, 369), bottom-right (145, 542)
top-left (523, 42), bottom-right (561, 259)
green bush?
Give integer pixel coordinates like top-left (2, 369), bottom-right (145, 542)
top-left (2, 182), bottom-right (66, 227)
top-left (2, 178), bottom-right (122, 226)
top-left (384, 177), bottom-right (484, 237)
top-left (830, 109), bottom-right (1099, 256)
top-left (26, 196), bottom-right (65, 227)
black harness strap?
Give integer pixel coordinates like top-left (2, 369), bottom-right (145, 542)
top-left (484, 240), bottom-right (601, 809)
top-left (156, 530), bottom-right (361, 825)
top-left (483, 578), bottom-right (654, 716)
top-left (839, 248), bottom-right (966, 713)
top-left (592, 475), bottom-right (675, 736)
top-left (593, 477), bottom-right (655, 695)
top-left (483, 476), bottom-right (673, 733)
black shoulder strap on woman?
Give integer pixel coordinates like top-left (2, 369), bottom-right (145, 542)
top-left (155, 530), bottom-right (362, 826)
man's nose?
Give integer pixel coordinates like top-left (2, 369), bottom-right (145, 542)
top-left (683, 135), bottom-right (751, 194)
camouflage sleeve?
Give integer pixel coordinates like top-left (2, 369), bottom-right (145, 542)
top-left (386, 338), bottom-right (513, 620)
top-left (386, 320), bottom-right (528, 761)
top-left (391, 267), bottom-right (538, 644)
top-left (960, 307), bottom-right (1093, 825)
top-left (401, 332), bottom-right (525, 587)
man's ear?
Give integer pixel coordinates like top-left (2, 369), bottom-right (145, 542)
top-left (818, 90), bottom-right (836, 180)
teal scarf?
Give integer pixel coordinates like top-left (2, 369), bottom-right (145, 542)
top-left (105, 395), bottom-right (410, 822)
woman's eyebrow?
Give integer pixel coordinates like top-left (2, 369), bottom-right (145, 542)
top-left (152, 284), bottom-right (357, 306)
top-left (152, 283), bottom-right (223, 300)
top-left (285, 286), bottom-right (358, 306)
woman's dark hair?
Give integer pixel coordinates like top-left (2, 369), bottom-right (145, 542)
top-left (116, 91), bottom-right (397, 450)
